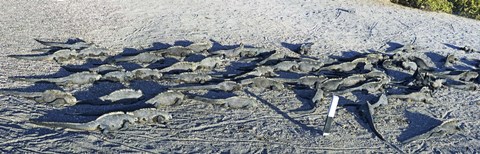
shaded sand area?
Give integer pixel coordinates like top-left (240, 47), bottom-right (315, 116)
top-left (0, 0), bottom-right (479, 153)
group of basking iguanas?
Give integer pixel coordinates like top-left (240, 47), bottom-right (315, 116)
top-left (1, 38), bottom-right (479, 147)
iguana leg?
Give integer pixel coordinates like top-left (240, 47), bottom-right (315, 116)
top-left (119, 121), bottom-right (132, 131)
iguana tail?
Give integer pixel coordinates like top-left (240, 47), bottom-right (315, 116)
top-left (9, 77), bottom-right (55, 83)
top-left (169, 85), bottom-right (216, 90)
top-left (34, 38), bottom-right (63, 47)
top-left (188, 96), bottom-right (223, 105)
top-left (7, 55), bottom-right (53, 61)
top-left (30, 120), bottom-right (98, 131)
top-left (0, 90), bottom-right (42, 97)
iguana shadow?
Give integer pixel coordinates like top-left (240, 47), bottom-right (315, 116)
top-left (424, 52), bottom-right (445, 70)
top-left (209, 39), bottom-right (254, 52)
top-left (328, 50), bottom-right (365, 62)
top-left (340, 92), bottom-right (385, 140)
top-left (397, 110), bottom-right (442, 142)
top-left (280, 42), bottom-right (302, 53)
top-left (244, 89), bottom-right (323, 135)
top-left (384, 41), bottom-right (404, 52)
top-left (289, 88), bottom-right (316, 112)
top-left (442, 43), bottom-right (462, 50)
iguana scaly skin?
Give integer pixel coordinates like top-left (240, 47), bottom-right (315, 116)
top-left (210, 44), bottom-right (244, 58)
top-left (131, 68), bottom-right (163, 80)
top-left (170, 81), bottom-right (241, 92)
top-left (237, 44), bottom-right (274, 58)
top-left (11, 39), bottom-right (113, 62)
top-left (189, 95), bottom-right (258, 109)
top-left (297, 59), bottom-right (324, 72)
top-left (153, 46), bottom-right (196, 57)
top-left (184, 41), bottom-right (213, 52)
top-left (400, 61), bottom-right (417, 71)
top-left (316, 78), bottom-right (343, 92)
top-left (387, 87), bottom-right (433, 103)
top-left (409, 56), bottom-right (435, 71)
top-left (113, 52), bottom-right (164, 64)
top-left (240, 77), bottom-right (285, 90)
top-left (382, 59), bottom-right (411, 74)
top-left (150, 41), bottom-right (212, 58)
top-left (11, 72), bottom-right (101, 86)
top-left (210, 43), bottom-right (273, 58)
top-left (75, 46), bottom-right (119, 58)
top-left (274, 75), bottom-right (328, 88)
top-left (9, 49), bottom-right (77, 62)
top-left (62, 64), bottom-right (124, 74)
top-left (128, 108), bottom-right (172, 124)
top-left (233, 66), bottom-right (279, 79)
top-left (0, 89), bottom-right (77, 106)
top-left (101, 71), bottom-right (134, 83)
top-left (99, 89), bottom-right (143, 103)
top-left (154, 41), bottom-right (213, 58)
top-left (30, 111), bottom-right (137, 134)
top-left (334, 78), bottom-right (390, 95)
top-left (402, 119), bottom-right (460, 144)
top-left (434, 71), bottom-right (479, 82)
top-left (318, 60), bottom-right (366, 72)
top-left (34, 38), bottom-right (93, 50)
top-left (257, 50), bottom-right (290, 65)
top-left (197, 56), bottom-right (224, 70)
top-left (271, 61), bottom-right (299, 72)
top-left (145, 91), bottom-right (186, 108)
top-left (159, 62), bottom-right (198, 73)
top-left (338, 74), bottom-right (368, 88)
top-left (163, 72), bottom-right (212, 83)
top-left (364, 69), bottom-right (390, 80)
top-left (443, 54), bottom-right (458, 70)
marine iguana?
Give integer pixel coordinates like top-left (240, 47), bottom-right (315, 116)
top-left (170, 81), bottom-right (242, 92)
top-left (100, 68), bottom-right (163, 83)
top-left (113, 52), bottom-right (164, 64)
top-left (163, 72), bottom-right (213, 83)
top-left (387, 87), bottom-right (433, 103)
top-left (101, 71), bottom-right (135, 83)
top-left (401, 119), bottom-right (460, 144)
top-left (131, 68), bottom-right (164, 80)
top-left (34, 38), bottom-right (93, 50)
top-left (233, 66), bottom-right (279, 80)
top-left (344, 94), bottom-right (389, 140)
top-left (78, 89), bottom-right (144, 105)
top-left (128, 108), bottom-right (172, 125)
top-left (0, 89), bottom-right (77, 107)
top-left (240, 77), bottom-right (285, 90)
top-left (11, 72), bottom-right (101, 86)
top-left (153, 41), bottom-right (212, 57)
top-left (188, 95), bottom-right (258, 109)
top-left (99, 89), bottom-right (143, 103)
top-left (61, 64), bottom-right (124, 74)
top-left (30, 111), bottom-right (137, 134)
top-left (145, 90), bottom-right (186, 108)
